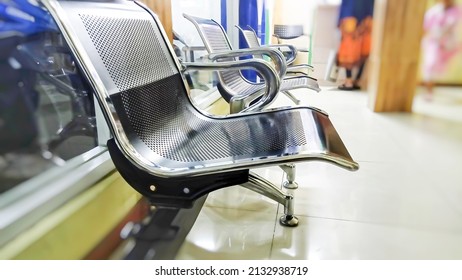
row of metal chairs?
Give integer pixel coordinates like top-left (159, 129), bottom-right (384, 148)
top-left (183, 14), bottom-right (321, 109)
top-left (235, 24), bottom-right (314, 77)
top-left (43, 0), bottom-right (358, 230)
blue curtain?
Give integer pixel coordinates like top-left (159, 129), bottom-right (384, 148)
top-left (239, 0), bottom-right (258, 81)
top-left (221, 0), bottom-right (227, 31)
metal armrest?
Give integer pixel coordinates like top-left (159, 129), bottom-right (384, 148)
top-left (287, 64), bottom-right (315, 74)
top-left (266, 44), bottom-right (298, 65)
top-left (181, 46), bottom-right (207, 62)
top-left (272, 33), bottom-right (311, 53)
top-left (206, 47), bottom-right (287, 79)
top-left (297, 47), bottom-right (310, 53)
top-left (181, 46), bottom-right (206, 52)
top-left (182, 58), bottom-right (280, 113)
top-left (234, 25), bottom-right (297, 66)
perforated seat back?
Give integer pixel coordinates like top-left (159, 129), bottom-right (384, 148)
top-left (241, 29), bottom-right (261, 48)
top-left (45, 1), bottom-right (209, 171)
top-left (237, 27), bottom-right (264, 60)
top-left (274, 25), bottom-right (304, 40)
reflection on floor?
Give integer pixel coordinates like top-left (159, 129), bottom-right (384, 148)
top-left (176, 86), bottom-right (462, 260)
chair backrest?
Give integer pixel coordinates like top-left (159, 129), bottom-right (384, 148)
top-left (183, 14), bottom-right (259, 101)
top-left (236, 25), bottom-right (262, 49)
top-left (44, 0), bottom-right (211, 176)
top-left (182, 15), bottom-right (233, 54)
top-left (274, 24), bottom-right (304, 40)
top-left (235, 25), bottom-right (266, 62)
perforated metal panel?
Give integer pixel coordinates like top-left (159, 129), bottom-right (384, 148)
top-left (113, 74), bottom-right (307, 163)
top-left (281, 76), bottom-right (320, 92)
top-left (220, 70), bottom-right (263, 95)
top-left (79, 14), bottom-right (176, 91)
top-left (274, 25), bottom-right (304, 40)
top-left (201, 25), bottom-right (231, 53)
top-left (242, 30), bottom-right (261, 49)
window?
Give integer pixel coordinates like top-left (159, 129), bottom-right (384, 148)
top-left (0, 0), bottom-right (112, 248)
top-left (0, 31), bottom-right (98, 193)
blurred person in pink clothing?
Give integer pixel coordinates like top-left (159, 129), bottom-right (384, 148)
top-left (422, 0), bottom-right (462, 98)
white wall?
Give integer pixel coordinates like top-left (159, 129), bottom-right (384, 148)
top-left (311, 3), bottom-right (343, 84)
top-left (226, 0), bottom-right (240, 49)
top-left (272, 0), bottom-right (317, 36)
top-left (271, 0), bottom-right (342, 82)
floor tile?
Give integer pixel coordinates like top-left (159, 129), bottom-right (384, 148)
top-left (284, 161), bottom-right (462, 232)
top-left (337, 131), bottom-right (408, 163)
top-left (271, 217), bottom-right (462, 260)
top-left (377, 113), bottom-right (462, 156)
top-left (270, 216), bottom-right (462, 260)
top-left (413, 87), bottom-right (462, 123)
top-left (204, 186), bottom-right (279, 212)
top-left (176, 207), bottom-right (277, 260)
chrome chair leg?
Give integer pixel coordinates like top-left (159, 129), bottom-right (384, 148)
top-left (282, 90), bottom-right (301, 105)
top-left (241, 172), bottom-right (299, 227)
top-left (280, 163), bottom-right (298, 189)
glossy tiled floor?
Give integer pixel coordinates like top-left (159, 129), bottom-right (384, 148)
top-left (176, 86), bottom-right (462, 260)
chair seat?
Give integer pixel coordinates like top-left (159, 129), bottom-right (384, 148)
top-left (111, 74), bottom-right (356, 177)
top-left (280, 76), bottom-right (320, 92)
top-left (218, 74), bottom-right (320, 102)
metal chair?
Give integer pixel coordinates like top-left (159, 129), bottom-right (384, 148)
top-left (44, 0), bottom-right (358, 228)
top-left (274, 25), bottom-right (305, 40)
top-left (236, 25), bottom-right (314, 76)
top-left (273, 24), bottom-right (312, 65)
top-left (183, 14), bottom-right (321, 107)
top-left (273, 24), bottom-right (310, 52)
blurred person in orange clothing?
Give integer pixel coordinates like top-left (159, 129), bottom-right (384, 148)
top-left (421, 0), bottom-right (462, 99)
top-left (337, 0), bottom-right (375, 90)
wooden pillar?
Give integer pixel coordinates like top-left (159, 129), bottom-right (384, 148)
top-left (141, 0), bottom-right (173, 43)
top-left (368, 0), bottom-right (427, 112)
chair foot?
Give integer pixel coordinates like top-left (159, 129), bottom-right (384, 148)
top-left (282, 180), bottom-right (299, 190)
top-left (279, 214), bottom-right (299, 227)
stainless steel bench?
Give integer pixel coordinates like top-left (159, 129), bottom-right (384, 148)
top-left (45, 0), bottom-right (358, 227)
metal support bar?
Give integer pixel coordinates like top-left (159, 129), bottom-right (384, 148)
top-left (280, 163), bottom-right (299, 189)
top-left (241, 172), bottom-right (298, 227)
